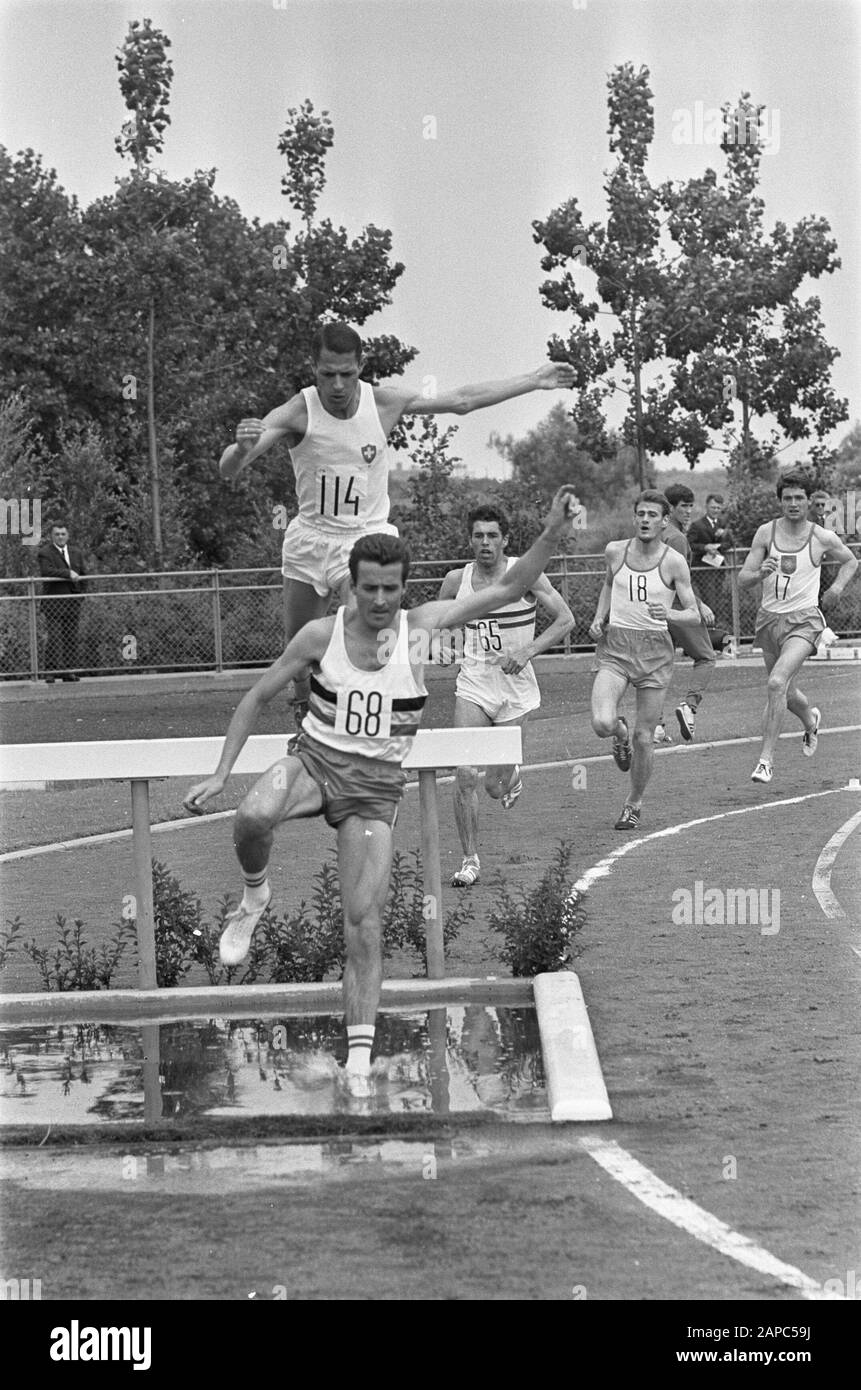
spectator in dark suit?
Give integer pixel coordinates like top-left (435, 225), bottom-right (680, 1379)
top-left (810, 490), bottom-right (836, 604)
top-left (688, 494), bottom-right (735, 618)
top-left (37, 522), bottom-right (87, 682)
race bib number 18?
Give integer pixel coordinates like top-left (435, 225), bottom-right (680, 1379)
top-left (334, 688), bottom-right (393, 739)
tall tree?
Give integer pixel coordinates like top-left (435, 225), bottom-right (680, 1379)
top-left (2, 47), bottom-right (416, 568)
top-left (114, 18), bottom-right (174, 173)
top-left (390, 419), bottom-right (472, 565)
top-left (112, 18), bottom-right (176, 565)
top-left (533, 64), bottom-right (848, 478)
top-left (490, 401), bottom-right (630, 509)
top-left (0, 148), bottom-right (85, 446)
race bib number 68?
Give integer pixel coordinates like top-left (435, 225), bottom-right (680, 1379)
top-left (335, 688), bottom-right (393, 739)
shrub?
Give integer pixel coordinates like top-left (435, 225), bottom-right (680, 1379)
top-left (488, 841), bottom-right (587, 977)
top-left (150, 861), bottom-right (208, 988)
top-left (2, 852), bottom-right (474, 992)
top-left (0, 917), bottom-right (24, 970)
top-left (22, 915), bottom-right (131, 992)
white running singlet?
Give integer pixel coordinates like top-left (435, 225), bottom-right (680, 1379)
top-left (289, 383), bottom-right (391, 534)
top-left (760, 521), bottom-right (821, 614)
top-left (609, 542), bottom-right (676, 631)
top-left (302, 608), bottom-right (428, 763)
top-left (456, 559), bottom-right (537, 666)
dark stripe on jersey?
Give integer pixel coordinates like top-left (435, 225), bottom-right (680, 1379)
top-left (307, 698), bottom-right (336, 726)
top-left (310, 673), bottom-right (426, 712)
top-left (465, 605), bottom-right (536, 622)
top-left (466, 614), bottom-right (536, 632)
top-left (391, 693), bottom-right (427, 712)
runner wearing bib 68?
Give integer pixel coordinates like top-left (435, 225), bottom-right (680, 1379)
top-left (183, 487), bottom-right (580, 1102)
top-left (219, 322), bottom-right (576, 724)
top-left (739, 471), bottom-right (857, 784)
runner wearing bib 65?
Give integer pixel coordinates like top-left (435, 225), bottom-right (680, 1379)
top-left (219, 321), bottom-right (576, 724)
top-left (589, 491), bottom-right (701, 831)
top-left (739, 471), bottom-right (857, 784)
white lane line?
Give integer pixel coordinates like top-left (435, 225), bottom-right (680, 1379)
top-left (530, 723), bottom-right (861, 775)
top-left (578, 1136), bottom-right (844, 1301)
top-left (0, 810), bottom-right (235, 863)
top-left (811, 809), bottom-right (861, 922)
top-left (2, 729), bottom-right (859, 866)
top-left (571, 788), bottom-right (853, 895)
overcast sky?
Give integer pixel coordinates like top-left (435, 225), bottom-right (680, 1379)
top-left (1, 0), bottom-right (858, 478)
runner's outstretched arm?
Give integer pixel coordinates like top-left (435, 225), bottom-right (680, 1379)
top-left (415, 487), bottom-right (577, 634)
top-left (183, 620), bottom-right (327, 812)
top-left (378, 360), bottom-right (575, 419)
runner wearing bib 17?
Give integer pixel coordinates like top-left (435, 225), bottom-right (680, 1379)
top-left (218, 321), bottom-right (576, 725)
top-left (739, 472), bottom-right (857, 784)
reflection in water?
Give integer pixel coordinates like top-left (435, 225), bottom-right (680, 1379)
top-left (0, 1007), bottom-right (547, 1128)
top-left (0, 1135), bottom-right (496, 1192)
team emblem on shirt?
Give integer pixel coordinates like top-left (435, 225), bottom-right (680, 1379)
top-left (361, 445), bottom-right (377, 463)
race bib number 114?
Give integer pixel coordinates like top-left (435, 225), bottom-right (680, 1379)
top-left (317, 469), bottom-right (364, 519)
top-left (334, 688), bottom-right (393, 739)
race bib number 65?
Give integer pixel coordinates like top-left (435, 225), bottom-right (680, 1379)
top-left (335, 688), bottom-right (393, 739)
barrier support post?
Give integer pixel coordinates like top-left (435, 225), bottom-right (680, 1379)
top-left (418, 769), bottom-right (445, 979)
top-left (130, 779), bottom-right (158, 989)
top-left (141, 1023), bottom-right (163, 1122)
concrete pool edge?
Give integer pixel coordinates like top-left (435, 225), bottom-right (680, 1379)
top-left (1, 971), bottom-right (613, 1126)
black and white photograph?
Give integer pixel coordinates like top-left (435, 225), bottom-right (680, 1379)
top-left (0, 0), bottom-right (858, 1340)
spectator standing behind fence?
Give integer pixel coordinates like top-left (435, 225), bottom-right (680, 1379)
top-left (810, 489), bottom-right (840, 605)
top-left (687, 494), bottom-right (735, 618)
top-left (37, 522), bottom-right (86, 682)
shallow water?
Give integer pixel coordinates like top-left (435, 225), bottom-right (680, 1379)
top-left (0, 1006), bottom-right (547, 1126)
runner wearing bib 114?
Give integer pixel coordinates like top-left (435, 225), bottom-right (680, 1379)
top-left (218, 321), bottom-right (576, 725)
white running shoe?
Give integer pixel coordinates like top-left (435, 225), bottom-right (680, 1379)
top-left (451, 855), bottom-right (480, 887)
top-left (751, 760), bottom-right (773, 784)
top-left (339, 1069), bottom-right (372, 1100)
top-left (218, 891), bottom-right (271, 966)
top-left (653, 722), bottom-right (673, 744)
top-left (675, 701), bottom-right (696, 742)
top-left (501, 767), bottom-right (523, 810)
top-left (802, 707), bottom-right (821, 757)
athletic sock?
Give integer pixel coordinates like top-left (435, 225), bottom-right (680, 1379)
top-left (240, 868), bottom-right (270, 912)
top-left (346, 1025), bottom-right (375, 1075)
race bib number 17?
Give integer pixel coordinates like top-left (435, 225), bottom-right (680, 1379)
top-left (334, 688), bottom-right (393, 739)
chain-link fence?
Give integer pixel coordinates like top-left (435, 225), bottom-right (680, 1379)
top-left (2, 548), bottom-right (859, 680)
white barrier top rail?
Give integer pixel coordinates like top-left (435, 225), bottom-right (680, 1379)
top-left (0, 727), bottom-right (522, 783)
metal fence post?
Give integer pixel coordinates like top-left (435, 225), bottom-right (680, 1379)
top-left (212, 569), bottom-right (223, 673)
top-left (560, 551), bottom-right (572, 654)
top-left (27, 579), bottom-right (40, 680)
top-left (729, 549), bottom-right (742, 648)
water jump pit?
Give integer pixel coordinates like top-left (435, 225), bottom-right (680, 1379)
top-left (0, 975), bottom-right (611, 1141)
